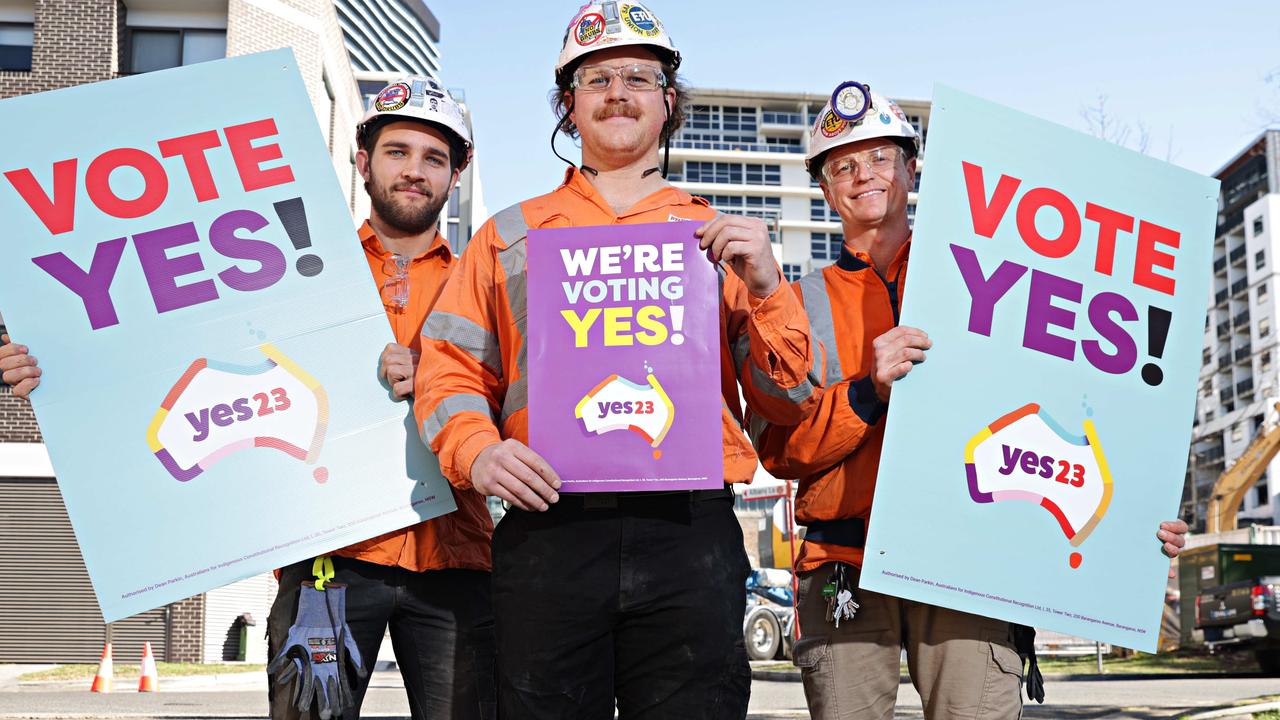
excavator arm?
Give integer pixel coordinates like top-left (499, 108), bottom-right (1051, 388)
top-left (1208, 402), bottom-right (1280, 533)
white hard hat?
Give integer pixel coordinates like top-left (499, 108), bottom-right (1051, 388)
top-left (357, 76), bottom-right (473, 171)
top-left (805, 81), bottom-right (919, 178)
top-left (556, 1), bottom-right (681, 82)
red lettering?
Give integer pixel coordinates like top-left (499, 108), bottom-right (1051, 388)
top-left (85, 148), bottom-right (168, 219)
top-left (1083, 202), bottom-right (1133, 276)
top-left (224, 118), bottom-right (294, 192)
top-left (1015, 187), bottom-right (1081, 259)
top-left (962, 161), bottom-right (1021, 238)
top-left (158, 130), bottom-right (223, 202)
top-left (4, 159), bottom-right (78, 235)
top-left (1134, 220), bottom-right (1179, 296)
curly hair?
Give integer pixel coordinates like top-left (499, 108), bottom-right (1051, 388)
top-left (549, 59), bottom-right (687, 145)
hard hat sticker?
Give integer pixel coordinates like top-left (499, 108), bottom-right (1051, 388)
top-left (575, 12), bottom-right (605, 45)
top-left (621, 4), bottom-right (661, 37)
top-left (965, 403), bottom-right (1113, 569)
top-left (373, 83), bottom-right (409, 112)
top-left (820, 109), bottom-right (847, 138)
top-left (147, 344), bottom-right (329, 483)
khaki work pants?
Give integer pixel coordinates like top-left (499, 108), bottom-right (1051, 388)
top-left (794, 563), bottom-right (1024, 720)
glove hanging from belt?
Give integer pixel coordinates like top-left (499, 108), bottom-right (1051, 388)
top-left (268, 580), bottom-right (367, 719)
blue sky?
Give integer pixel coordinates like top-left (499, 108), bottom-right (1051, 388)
top-left (434, 1), bottom-right (1280, 214)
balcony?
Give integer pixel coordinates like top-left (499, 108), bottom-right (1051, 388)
top-left (1215, 256), bottom-right (1228, 273)
top-left (1234, 311), bottom-right (1251, 328)
top-left (1216, 289), bottom-right (1230, 305)
top-left (670, 139), bottom-right (804, 154)
top-left (1231, 246), bottom-right (1247, 265)
top-left (1221, 387), bottom-right (1235, 403)
top-left (1220, 354), bottom-right (1233, 369)
top-left (1236, 344), bottom-right (1253, 362)
top-left (1238, 378), bottom-right (1255, 396)
top-left (1233, 278), bottom-right (1249, 296)
top-left (1218, 322), bottom-right (1231, 339)
top-left (761, 111), bottom-right (805, 126)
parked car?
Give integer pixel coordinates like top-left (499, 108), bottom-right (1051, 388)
top-left (744, 568), bottom-right (794, 661)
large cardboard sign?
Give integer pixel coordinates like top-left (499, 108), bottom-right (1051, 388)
top-left (0, 50), bottom-right (455, 622)
top-left (861, 86), bottom-right (1218, 651)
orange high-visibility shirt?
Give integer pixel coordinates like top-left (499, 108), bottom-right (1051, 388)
top-left (414, 168), bottom-right (817, 490)
top-left (329, 221), bottom-right (493, 572)
top-left (751, 240), bottom-right (910, 573)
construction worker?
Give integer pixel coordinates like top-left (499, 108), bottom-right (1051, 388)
top-left (413, 2), bottom-right (814, 716)
top-left (0, 77), bottom-right (496, 720)
top-left (750, 81), bottom-right (1190, 720)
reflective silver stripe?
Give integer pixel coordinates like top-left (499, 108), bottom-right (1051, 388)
top-left (750, 362), bottom-right (815, 405)
top-left (798, 270), bottom-right (843, 386)
top-left (422, 311), bottom-right (501, 372)
top-left (492, 204), bottom-right (531, 422)
top-left (748, 413), bottom-right (769, 446)
top-left (502, 376), bottom-right (528, 425)
top-left (421, 393), bottom-right (494, 444)
top-left (730, 333), bottom-right (751, 381)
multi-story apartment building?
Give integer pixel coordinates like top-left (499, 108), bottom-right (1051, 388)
top-left (335, 0), bottom-right (484, 253)
top-left (668, 88), bottom-right (930, 283)
top-left (1185, 130), bottom-right (1280, 531)
top-left (0, 0), bottom-right (445, 664)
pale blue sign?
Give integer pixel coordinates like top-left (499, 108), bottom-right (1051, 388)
top-left (0, 50), bottom-right (454, 622)
top-left (861, 85), bottom-right (1218, 651)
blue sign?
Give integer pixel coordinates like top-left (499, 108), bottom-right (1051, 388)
top-left (861, 85), bottom-right (1218, 652)
top-left (0, 50), bottom-right (456, 622)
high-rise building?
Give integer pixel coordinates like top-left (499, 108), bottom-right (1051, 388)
top-left (668, 88), bottom-right (931, 282)
top-left (1186, 130), bottom-right (1280, 530)
top-left (335, 0), bottom-right (485, 253)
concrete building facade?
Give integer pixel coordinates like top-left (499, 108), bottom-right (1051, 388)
top-left (1186, 130), bottom-right (1280, 530)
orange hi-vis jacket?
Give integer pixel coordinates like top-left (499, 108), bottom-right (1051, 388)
top-left (414, 168), bottom-right (817, 490)
top-left (331, 221), bottom-right (494, 573)
top-left (751, 239), bottom-right (910, 573)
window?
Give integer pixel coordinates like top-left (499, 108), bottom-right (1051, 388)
top-left (0, 22), bottom-right (33, 72)
top-left (127, 27), bottom-right (226, 74)
top-left (1258, 250), bottom-right (1267, 270)
top-left (704, 195), bottom-right (781, 242)
top-left (1205, 410), bottom-right (1214, 422)
top-left (448, 188), bottom-right (460, 219)
top-left (1203, 348), bottom-right (1212, 365)
top-left (782, 263), bottom-right (803, 282)
top-left (810, 232), bottom-right (843, 262)
top-left (685, 162), bottom-right (779, 186)
top-left (1257, 484), bottom-right (1269, 507)
top-left (1264, 351), bottom-right (1272, 372)
top-left (810, 198), bottom-right (839, 222)
top-left (1261, 282), bottom-right (1269, 304)
top-left (1262, 318), bottom-right (1272, 338)
top-left (1201, 378), bottom-right (1212, 394)
top-left (1256, 217), bottom-right (1265, 237)
top-left (1233, 424), bottom-right (1244, 442)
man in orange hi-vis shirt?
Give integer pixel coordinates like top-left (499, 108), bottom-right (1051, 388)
top-left (413, 3), bottom-right (815, 717)
top-left (749, 81), bottom-right (1191, 720)
top-left (262, 77), bottom-right (496, 720)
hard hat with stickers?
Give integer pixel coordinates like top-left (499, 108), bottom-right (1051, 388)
top-left (357, 75), bottom-right (473, 171)
top-left (556, 1), bottom-right (681, 81)
top-left (805, 80), bottom-right (920, 179)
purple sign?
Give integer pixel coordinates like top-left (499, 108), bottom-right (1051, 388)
top-left (527, 222), bottom-right (723, 492)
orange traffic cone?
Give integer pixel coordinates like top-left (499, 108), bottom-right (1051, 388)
top-left (89, 643), bottom-right (113, 693)
top-left (137, 641), bottom-right (158, 692)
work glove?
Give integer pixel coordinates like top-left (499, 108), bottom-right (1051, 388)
top-left (267, 584), bottom-right (366, 719)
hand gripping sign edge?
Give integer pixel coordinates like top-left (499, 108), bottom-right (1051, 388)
top-left (146, 343), bottom-right (330, 482)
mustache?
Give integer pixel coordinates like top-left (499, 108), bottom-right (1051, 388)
top-left (391, 182), bottom-right (432, 198)
top-left (593, 104), bottom-right (641, 121)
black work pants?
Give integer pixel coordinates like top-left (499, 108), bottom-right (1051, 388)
top-left (491, 490), bottom-right (751, 719)
top-left (267, 556), bottom-right (495, 720)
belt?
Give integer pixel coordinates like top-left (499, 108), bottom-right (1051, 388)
top-left (803, 517), bottom-right (866, 548)
top-left (555, 487), bottom-right (732, 511)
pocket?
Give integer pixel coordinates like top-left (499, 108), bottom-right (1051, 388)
top-left (979, 628), bottom-right (1025, 719)
top-left (792, 635), bottom-right (829, 671)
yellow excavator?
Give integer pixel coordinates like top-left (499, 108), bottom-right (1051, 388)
top-left (1207, 402), bottom-right (1280, 533)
